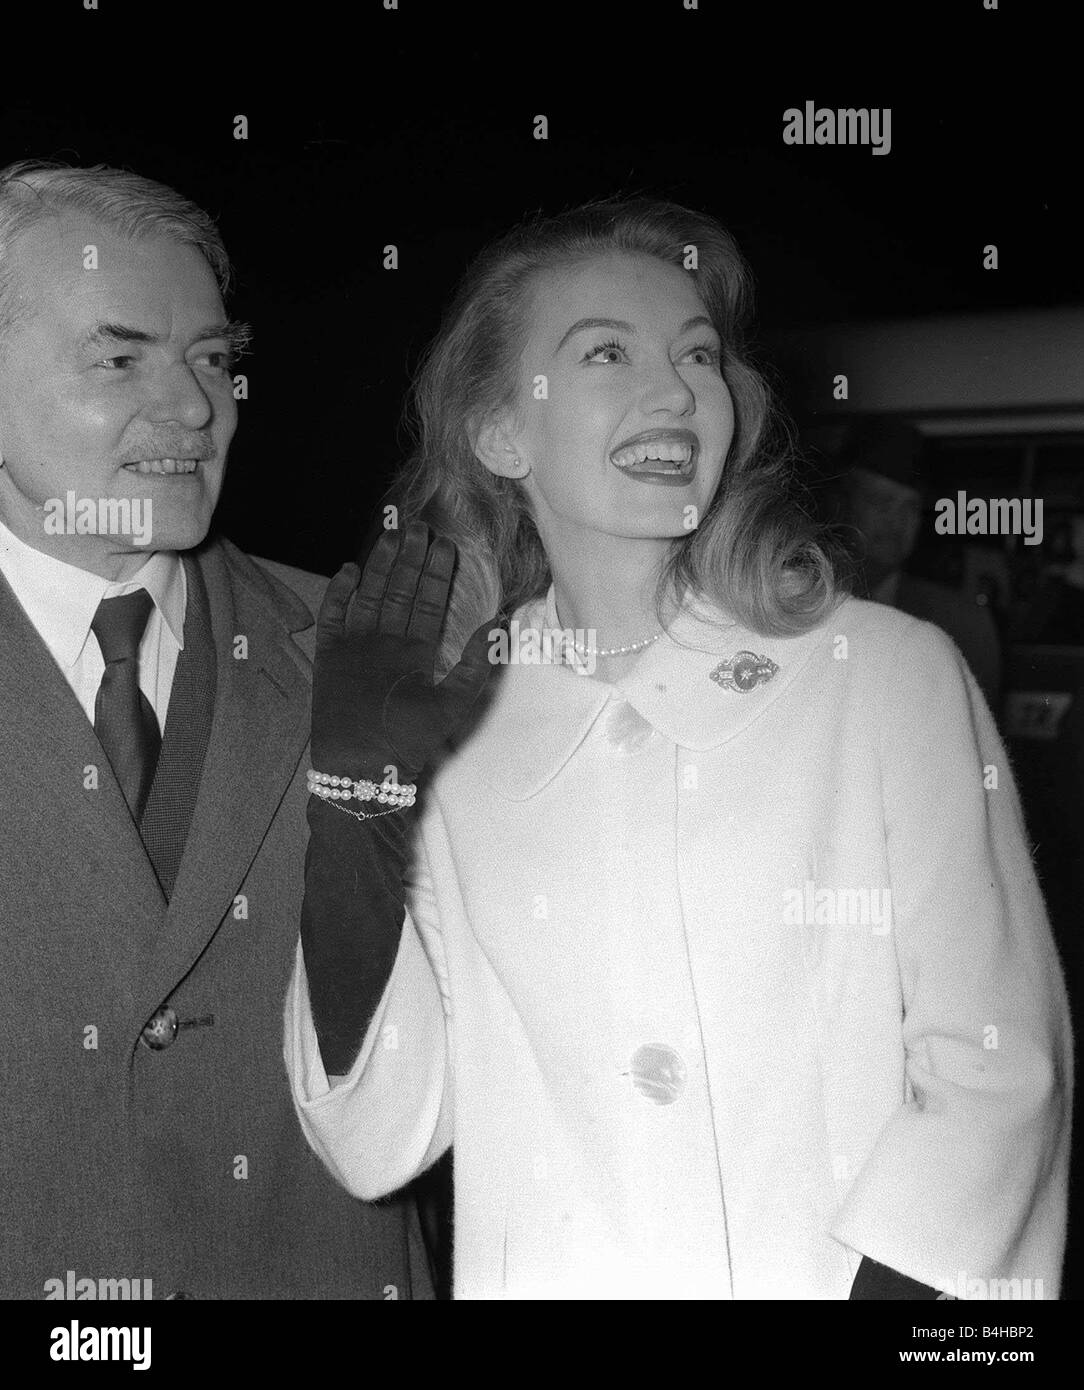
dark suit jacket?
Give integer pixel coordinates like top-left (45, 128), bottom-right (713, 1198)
top-left (0, 532), bottom-right (432, 1299)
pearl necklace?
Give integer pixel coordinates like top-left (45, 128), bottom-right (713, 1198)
top-left (555, 594), bottom-right (665, 659)
top-left (570, 629), bottom-right (663, 658)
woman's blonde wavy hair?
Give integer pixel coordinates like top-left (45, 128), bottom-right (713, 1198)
top-left (393, 196), bottom-right (845, 671)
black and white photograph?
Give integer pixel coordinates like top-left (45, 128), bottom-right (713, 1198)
top-left (0, 0), bottom-right (1078, 1368)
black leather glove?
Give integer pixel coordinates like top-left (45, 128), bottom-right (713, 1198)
top-left (311, 522), bottom-right (496, 785)
top-left (849, 1255), bottom-right (946, 1300)
top-left (301, 522), bottom-right (499, 1075)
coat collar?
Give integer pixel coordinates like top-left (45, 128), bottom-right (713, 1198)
top-left (0, 555), bottom-right (167, 978)
top-left (0, 529), bottom-right (318, 1019)
top-left (464, 583), bottom-right (837, 801)
top-left (137, 533), bottom-right (317, 1015)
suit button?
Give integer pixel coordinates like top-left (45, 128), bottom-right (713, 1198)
top-left (141, 1006), bottom-right (178, 1050)
top-left (628, 1043), bottom-right (686, 1104)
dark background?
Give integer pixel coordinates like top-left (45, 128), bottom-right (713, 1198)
top-left (3, 3), bottom-right (1075, 570)
top-left (3, 0), bottom-right (1078, 1302)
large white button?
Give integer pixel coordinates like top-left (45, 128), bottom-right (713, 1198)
top-left (628, 1044), bottom-right (687, 1104)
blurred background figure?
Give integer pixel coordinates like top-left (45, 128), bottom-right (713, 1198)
top-left (1024, 514), bottom-right (1084, 645)
top-left (833, 417), bottom-right (1002, 711)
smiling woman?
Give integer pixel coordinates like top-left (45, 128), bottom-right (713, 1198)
top-left (394, 198), bottom-right (839, 675)
top-left (287, 196), bottom-right (1072, 1301)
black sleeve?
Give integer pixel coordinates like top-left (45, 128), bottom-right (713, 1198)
top-left (849, 1255), bottom-right (945, 1300)
top-left (299, 795), bottom-right (410, 1076)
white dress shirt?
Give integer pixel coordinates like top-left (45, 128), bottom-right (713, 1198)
top-left (0, 517), bottom-right (186, 733)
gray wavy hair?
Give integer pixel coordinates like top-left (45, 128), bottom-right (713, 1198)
top-left (0, 159), bottom-right (234, 339)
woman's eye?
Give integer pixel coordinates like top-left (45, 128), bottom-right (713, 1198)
top-left (582, 339), bottom-right (628, 365)
top-left (682, 344), bottom-right (721, 366)
top-left (97, 356), bottom-right (136, 370)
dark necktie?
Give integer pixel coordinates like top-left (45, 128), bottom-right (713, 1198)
top-left (91, 589), bottom-right (162, 823)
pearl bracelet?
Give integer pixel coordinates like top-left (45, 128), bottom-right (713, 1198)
top-left (307, 768), bottom-right (417, 811)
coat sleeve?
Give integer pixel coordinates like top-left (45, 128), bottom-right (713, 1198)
top-left (830, 617), bottom-right (1073, 1295)
top-left (284, 825), bottom-right (454, 1202)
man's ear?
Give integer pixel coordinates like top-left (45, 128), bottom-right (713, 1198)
top-left (472, 412), bottom-right (529, 480)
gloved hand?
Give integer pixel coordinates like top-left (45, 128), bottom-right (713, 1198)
top-left (301, 521), bottom-right (501, 1078)
top-left (311, 520), bottom-right (499, 786)
top-left (849, 1256), bottom-right (946, 1300)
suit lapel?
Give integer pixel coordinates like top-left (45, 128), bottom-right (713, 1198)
top-left (0, 569), bottom-right (166, 976)
top-left (140, 554), bottom-right (217, 898)
top-left (138, 536), bottom-right (315, 1015)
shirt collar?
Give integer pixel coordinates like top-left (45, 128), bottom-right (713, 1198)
top-left (463, 581), bottom-right (834, 801)
top-left (0, 517), bottom-right (186, 672)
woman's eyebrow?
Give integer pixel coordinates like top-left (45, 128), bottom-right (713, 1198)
top-left (554, 317), bottom-right (634, 353)
top-left (553, 314), bottom-right (716, 354)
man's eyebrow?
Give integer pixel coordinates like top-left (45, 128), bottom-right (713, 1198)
top-left (80, 320), bottom-right (252, 352)
top-left (81, 322), bottom-right (158, 348)
top-left (554, 314), bottom-right (716, 354)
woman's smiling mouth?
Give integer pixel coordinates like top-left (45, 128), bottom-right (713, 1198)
top-left (610, 429), bottom-right (698, 484)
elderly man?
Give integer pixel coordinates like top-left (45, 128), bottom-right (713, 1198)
top-left (0, 159), bottom-right (432, 1299)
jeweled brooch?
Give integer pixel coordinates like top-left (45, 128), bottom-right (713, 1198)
top-left (709, 650), bottom-right (780, 693)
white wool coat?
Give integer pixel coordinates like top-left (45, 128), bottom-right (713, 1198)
top-left (286, 587), bottom-right (1072, 1300)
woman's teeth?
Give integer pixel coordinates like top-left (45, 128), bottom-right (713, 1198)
top-left (124, 458), bottom-right (199, 475)
top-left (610, 441), bottom-right (694, 472)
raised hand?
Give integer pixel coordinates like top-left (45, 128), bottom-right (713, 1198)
top-left (311, 521), bottom-right (499, 786)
